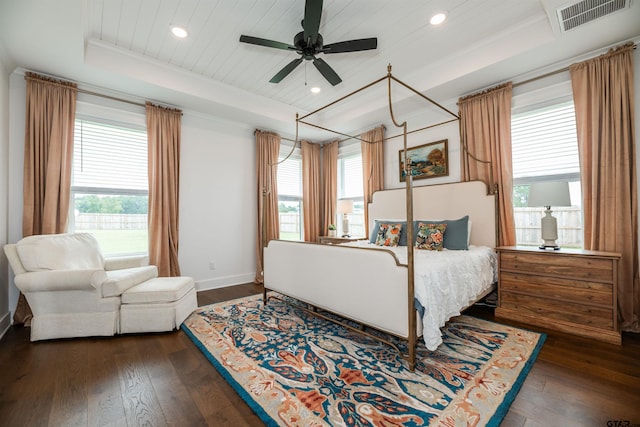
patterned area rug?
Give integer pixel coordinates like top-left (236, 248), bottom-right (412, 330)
top-left (182, 293), bottom-right (545, 427)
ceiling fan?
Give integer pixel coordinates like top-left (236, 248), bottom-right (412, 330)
top-left (239, 0), bottom-right (377, 86)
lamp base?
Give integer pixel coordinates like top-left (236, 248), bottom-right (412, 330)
top-left (539, 207), bottom-right (560, 251)
top-left (342, 214), bottom-right (350, 238)
top-left (539, 244), bottom-right (561, 251)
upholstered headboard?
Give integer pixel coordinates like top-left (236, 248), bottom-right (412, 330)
top-left (368, 180), bottom-right (497, 248)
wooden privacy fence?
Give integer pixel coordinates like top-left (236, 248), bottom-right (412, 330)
top-left (514, 206), bottom-right (582, 248)
top-left (74, 209), bottom-right (581, 247)
top-left (75, 213), bottom-right (147, 230)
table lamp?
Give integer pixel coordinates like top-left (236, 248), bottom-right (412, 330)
top-left (337, 199), bottom-right (354, 237)
top-left (528, 181), bottom-right (571, 250)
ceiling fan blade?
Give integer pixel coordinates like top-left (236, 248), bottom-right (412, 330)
top-left (312, 57), bottom-right (342, 86)
top-left (322, 38), bottom-right (378, 54)
top-left (270, 57), bottom-right (304, 83)
top-left (239, 35), bottom-right (295, 51)
top-left (302, 0), bottom-right (323, 46)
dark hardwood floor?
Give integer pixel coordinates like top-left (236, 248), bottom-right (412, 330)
top-left (1, 283), bottom-right (639, 427)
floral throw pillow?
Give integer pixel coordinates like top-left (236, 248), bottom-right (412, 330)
top-left (374, 223), bottom-right (403, 247)
top-left (415, 222), bottom-right (447, 250)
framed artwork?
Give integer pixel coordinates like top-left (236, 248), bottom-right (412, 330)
top-left (399, 139), bottom-right (449, 182)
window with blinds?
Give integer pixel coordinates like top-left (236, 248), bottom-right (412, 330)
top-left (277, 145), bottom-right (303, 241)
top-left (511, 100), bottom-right (582, 248)
top-left (69, 118), bottom-right (149, 255)
top-left (338, 153), bottom-right (363, 199)
top-left (337, 147), bottom-right (365, 237)
top-left (512, 101), bottom-right (580, 184)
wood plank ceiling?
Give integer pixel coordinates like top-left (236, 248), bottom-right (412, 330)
top-left (87, 0), bottom-right (545, 113)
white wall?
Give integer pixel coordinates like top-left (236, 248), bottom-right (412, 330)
top-left (635, 48), bottom-right (640, 266)
top-left (2, 46), bottom-right (638, 319)
top-left (5, 71), bottom-right (259, 318)
top-left (383, 118), bottom-right (461, 191)
top-left (179, 113), bottom-right (256, 290)
top-left (0, 46), bottom-right (11, 337)
top-left (7, 73), bottom-right (25, 317)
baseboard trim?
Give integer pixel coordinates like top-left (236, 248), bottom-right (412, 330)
top-left (195, 273), bottom-right (255, 292)
top-left (0, 311), bottom-right (12, 340)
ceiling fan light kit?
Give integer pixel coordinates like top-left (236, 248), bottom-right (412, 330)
top-left (239, 0), bottom-right (377, 86)
top-left (430, 12), bottom-right (447, 25)
top-left (171, 26), bottom-right (188, 38)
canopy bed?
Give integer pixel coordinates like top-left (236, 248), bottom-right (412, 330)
top-left (262, 66), bottom-right (499, 370)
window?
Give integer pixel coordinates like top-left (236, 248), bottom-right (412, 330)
top-left (511, 100), bottom-right (582, 248)
top-left (337, 143), bottom-right (365, 237)
top-left (69, 118), bottom-right (148, 255)
top-left (277, 144), bottom-right (303, 241)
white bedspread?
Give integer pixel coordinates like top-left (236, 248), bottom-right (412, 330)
top-left (342, 241), bottom-right (497, 350)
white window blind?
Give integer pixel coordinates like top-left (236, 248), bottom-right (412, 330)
top-left (511, 99), bottom-right (583, 248)
top-left (73, 119), bottom-right (147, 192)
top-left (70, 117), bottom-right (149, 255)
top-left (511, 101), bottom-right (579, 183)
top-left (338, 153), bottom-right (363, 199)
top-left (277, 146), bottom-right (302, 197)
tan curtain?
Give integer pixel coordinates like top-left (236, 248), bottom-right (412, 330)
top-left (458, 82), bottom-right (516, 246)
top-left (361, 126), bottom-right (385, 235)
top-left (301, 140), bottom-right (322, 242)
top-left (22, 72), bottom-right (77, 237)
top-left (255, 130), bottom-right (280, 284)
top-left (570, 42), bottom-right (639, 332)
top-left (17, 72), bottom-right (77, 325)
top-left (146, 102), bottom-right (182, 277)
top-left (322, 140), bottom-right (339, 236)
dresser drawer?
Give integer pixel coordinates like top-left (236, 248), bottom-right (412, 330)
top-left (501, 291), bottom-right (614, 330)
top-left (500, 272), bottom-right (613, 306)
top-left (499, 252), bottom-right (614, 282)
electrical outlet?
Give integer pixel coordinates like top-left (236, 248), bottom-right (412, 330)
top-left (209, 261), bottom-right (216, 270)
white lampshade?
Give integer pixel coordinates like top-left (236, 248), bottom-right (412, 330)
top-left (528, 181), bottom-right (571, 208)
top-left (337, 199), bottom-right (354, 214)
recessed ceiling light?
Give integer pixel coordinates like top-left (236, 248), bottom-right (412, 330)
top-left (310, 86), bottom-right (321, 94)
top-left (430, 12), bottom-right (447, 25)
top-left (171, 26), bottom-right (188, 38)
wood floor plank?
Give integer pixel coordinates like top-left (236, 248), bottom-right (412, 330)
top-left (115, 340), bottom-right (168, 427)
top-left (134, 334), bottom-right (209, 426)
top-left (87, 337), bottom-right (127, 426)
top-left (1, 339), bottom-right (58, 426)
top-left (0, 284), bottom-right (638, 427)
top-left (48, 340), bottom-right (89, 427)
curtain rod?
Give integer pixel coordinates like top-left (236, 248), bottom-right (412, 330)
top-left (78, 87), bottom-right (145, 108)
top-left (513, 42), bottom-right (636, 89)
top-left (23, 69), bottom-right (182, 112)
top-left (253, 129), bottom-right (297, 143)
top-left (77, 87), bottom-right (183, 114)
top-left (512, 67), bottom-right (569, 88)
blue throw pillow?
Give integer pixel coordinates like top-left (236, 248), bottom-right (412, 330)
top-left (412, 215), bottom-right (469, 250)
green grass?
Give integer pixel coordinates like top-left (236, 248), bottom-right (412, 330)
top-left (279, 232), bottom-right (301, 241)
top-left (82, 229), bottom-right (148, 255)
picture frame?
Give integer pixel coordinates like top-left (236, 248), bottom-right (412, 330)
top-left (399, 139), bottom-right (449, 182)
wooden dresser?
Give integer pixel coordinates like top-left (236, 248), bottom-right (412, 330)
top-left (495, 246), bottom-right (621, 344)
top-left (317, 236), bottom-right (365, 245)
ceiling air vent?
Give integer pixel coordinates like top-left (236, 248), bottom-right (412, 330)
top-left (557, 0), bottom-right (630, 32)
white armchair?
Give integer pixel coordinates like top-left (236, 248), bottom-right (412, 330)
top-left (4, 233), bottom-right (160, 341)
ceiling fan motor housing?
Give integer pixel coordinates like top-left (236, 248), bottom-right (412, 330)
top-left (294, 31), bottom-right (323, 59)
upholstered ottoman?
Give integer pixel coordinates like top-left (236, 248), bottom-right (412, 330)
top-left (119, 276), bottom-right (197, 334)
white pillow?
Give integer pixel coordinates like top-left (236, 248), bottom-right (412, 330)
top-left (17, 233), bottom-right (105, 272)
